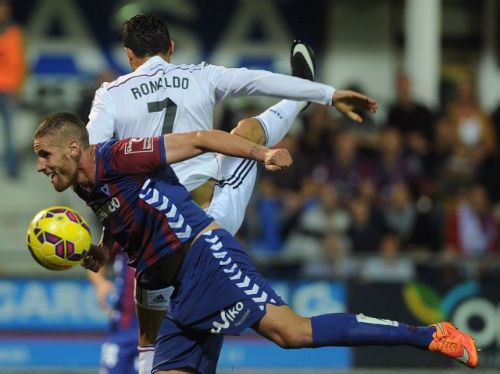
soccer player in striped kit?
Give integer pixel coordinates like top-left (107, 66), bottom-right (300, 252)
top-left (34, 113), bottom-right (478, 373)
top-left (86, 13), bottom-right (377, 373)
top-left (88, 250), bottom-right (139, 374)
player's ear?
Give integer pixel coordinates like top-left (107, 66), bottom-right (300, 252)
top-left (124, 47), bottom-right (134, 59)
top-left (124, 47), bottom-right (136, 68)
top-left (169, 40), bottom-right (175, 56)
top-left (68, 140), bottom-right (80, 159)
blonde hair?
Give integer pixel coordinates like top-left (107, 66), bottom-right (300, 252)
top-left (35, 112), bottom-right (89, 148)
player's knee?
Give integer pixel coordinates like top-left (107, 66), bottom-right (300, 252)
top-left (274, 330), bottom-right (310, 349)
top-left (269, 318), bottom-right (312, 349)
top-left (231, 118), bottom-right (265, 145)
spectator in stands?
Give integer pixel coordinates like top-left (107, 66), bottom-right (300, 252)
top-left (263, 135), bottom-right (322, 242)
top-left (429, 117), bottom-right (455, 189)
top-left (283, 183), bottom-right (351, 262)
top-left (444, 184), bottom-right (497, 258)
top-left (382, 181), bottom-right (417, 243)
top-left (298, 103), bottom-right (336, 165)
top-left (281, 175), bottom-right (325, 238)
top-left (302, 232), bottom-right (357, 279)
top-left (325, 129), bottom-right (371, 202)
top-left (347, 195), bottom-right (386, 253)
top-left (269, 134), bottom-right (309, 192)
top-left (249, 175), bottom-right (284, 254)
top-left (360, 233), bottom-right (416, 282)
top-left (372, 126), bottom-right (424, 196)
top-left (0, 0), bottom-right (25, 179)
top-left (410, 194), bottom-right (444, 252)
top-left (387, 72), bottom-right (435, 153)
top-left (445, 77), bottom-right (496, 186)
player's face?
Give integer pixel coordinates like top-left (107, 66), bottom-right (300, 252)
top-left (34, 135), bottom-right (79, 192)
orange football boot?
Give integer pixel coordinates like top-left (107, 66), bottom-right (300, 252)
top-left (428, 322), bottom-right (478, 368)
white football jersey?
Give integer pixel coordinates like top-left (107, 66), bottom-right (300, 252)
top-left (87, 56), bottom-right (335, 191)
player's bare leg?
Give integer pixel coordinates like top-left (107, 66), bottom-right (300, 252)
top-left (230, 98), bottom-right (305, 147)
top-left (254, 304), bottom-right (313, 348)
top-left (136, 307), bottom-right (164, 373)
top-left (231, 117), bottom-right (266, 145)
top-left (254, 304), bottom-right (478, 368)
top-left (231, 40), bottom-right (315, 148)
top-left (190, 179), bottom-right (216, 209)
top-left (137, 303), bottom-right (164, 346)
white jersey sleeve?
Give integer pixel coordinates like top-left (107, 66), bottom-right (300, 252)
top-left (87, 83), bottom-right (117, 144)
top-left (85, 57), bottom-right (337, 191)
top-left (204, 64), bottom-right (335, 105)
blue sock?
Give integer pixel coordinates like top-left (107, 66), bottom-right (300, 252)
top-left (311, 313), bottom-right (435, 349)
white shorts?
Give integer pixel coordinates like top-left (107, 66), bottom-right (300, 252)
top-left (171, 152), bottom-right (220, 192)
top-left (206, 155), bottom-right (257, 235)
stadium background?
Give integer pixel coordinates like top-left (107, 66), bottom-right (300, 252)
top-left (1, 0), bottom-right (500, 372)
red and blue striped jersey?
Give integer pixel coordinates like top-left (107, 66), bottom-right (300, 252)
top-left (74, 136), bottom-right (213, 273)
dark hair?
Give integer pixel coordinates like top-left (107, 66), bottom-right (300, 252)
top-left (35, 112), bottom-right (89, 147)
top-left (122, 13), bottom-right (171, 58)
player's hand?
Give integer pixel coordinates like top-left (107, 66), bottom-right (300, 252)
top-left (263, 148), bottom-right (293, 171)
top-left (332, 89), bottom-right (378, 123)
top-left (82, 244), bottom-right (109, 273)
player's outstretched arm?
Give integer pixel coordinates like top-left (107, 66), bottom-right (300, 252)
top-left (332, 89), bottom-right (378, 123)
top-left (208, 66), bottom-right (378, 119)
top-left (163, 130), bottom-right (292, 171)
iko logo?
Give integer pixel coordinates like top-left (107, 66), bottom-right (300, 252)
top-left (211, 302), bottom-right (245, 334)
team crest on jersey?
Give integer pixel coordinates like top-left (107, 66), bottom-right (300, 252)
top-left (125, 137), bottom-right (153, 154)
top-left (100, 184), bottom-right (110, 196)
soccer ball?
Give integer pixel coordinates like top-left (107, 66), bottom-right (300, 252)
top-left (26, 206), bottom-right (92, 271)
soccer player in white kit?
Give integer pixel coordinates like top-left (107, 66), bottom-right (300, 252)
top-left (86, 13), bottom-right (377, 373)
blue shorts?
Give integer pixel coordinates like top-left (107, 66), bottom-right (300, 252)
top-left (101, 330), bottom-right (138, 374)
top-left (153, 229), bottom-right (286, 373)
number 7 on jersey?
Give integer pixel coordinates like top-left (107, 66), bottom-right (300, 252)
top-left (147, 98), bottom-right (178, 134)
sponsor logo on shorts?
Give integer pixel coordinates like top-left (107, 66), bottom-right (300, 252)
top-left (210, 301), bottom-right (251, 334)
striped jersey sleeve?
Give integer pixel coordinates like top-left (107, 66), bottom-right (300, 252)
top-left (106, 137), bottom-right (167, 174)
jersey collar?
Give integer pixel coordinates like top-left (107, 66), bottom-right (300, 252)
top-left (136, 56), bottom-right (167, 73)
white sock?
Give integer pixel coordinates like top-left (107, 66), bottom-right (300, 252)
top-left (255, 100), bottom-right (306, 147)
top-left (138, 346), bottom-right (155, 374)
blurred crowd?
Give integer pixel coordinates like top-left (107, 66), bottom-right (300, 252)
top-left (219, 73), bottom-right (500, 284)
